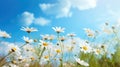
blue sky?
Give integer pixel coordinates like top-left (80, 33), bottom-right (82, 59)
top-left (0, 0), bottom-right (120, 42)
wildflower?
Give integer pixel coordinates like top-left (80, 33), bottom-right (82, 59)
top-left (21, 27), bottom-right (38, 33)
top-left (23, 36), bottom-right (33, 43)
top-left (8, 44), bottom-right (20, 54)
top-left (18, 56), bottom-right (23, 61)
top-left (0, 30), bottom-right (11, 38)
top-left (3, 63), bottom-right (19, 67)
top-left (55, 49), bottom-right (61, 53)
top-left (94, 48), bottom-right (101, 55)
top-left (39, 40), bottom-right (48, 47)
top-left (44, 55), bottom-right (49, 61)
top-left (23, 44), bottom-right (34, 52)
top-left (67, 46), bottom-right (74, 52)
top-left (40, 34), bottom-right (49, 40)
top-left (80, 42), bottom-right (92, 53)
top-left (30, 57), bottom-right (35, 61)
top-left (84, 28), bottom-right (95, 37)
top-left (52, 27), bottom-right (65, 33)
top-left (67, 33), bottom-right (76, 37)
top-left (59, 36), bottom-right (65, 41)
top-left (48, 34), bottom-right (55, 41)
top-left (11, 47), bottom-right (17, 52)
top-left (71, 40), bottom-right (76, 44)
top-left (11, 60), bottom-right (17, 64)
top-left (74, 57), bottom-right (89, 67)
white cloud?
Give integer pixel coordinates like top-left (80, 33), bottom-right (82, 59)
top-left (34, 17), bottom-right (51, 26)
top-left (21, 11), bottom-right (34, 26)
top-left (20, 11), bottom-right (51, 26)
top-left (71, 0), bottom-right (96, 10)
top-left (39, 0), bottom-right (97, 18)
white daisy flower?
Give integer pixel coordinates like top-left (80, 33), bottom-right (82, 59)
top-left (21, 27), bottom-right (38, 33)
top-left (74, 57), bottom-right (89, 67)
top-left (93, 48), bottom-right (101, 55)
top-left (79, 41), bottom-right (92, 53)
top-left (52, 27), bottom-right (65, 33)
top-left (39, 40), bottom-right (49, 48)
top-left (23, 36), bottom-right (33, 43)
top-left (0, 30), bottom-right (11, 38)
top-left (84, 28), bottom-right (95, 37)
top-left (67, 33), bottom-right (76, 37)
top-left (23, 44), bottom-right (35, 52)
top-left (48, 34), bottom-right (55, 41)
top-left (8, 44), bottom-right (21, 55)
top-left (40, 34), bottom-right (49, 40)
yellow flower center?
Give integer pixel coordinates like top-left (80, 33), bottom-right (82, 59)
top-left (31, 57), bottom-right (35, 61)
top-left (56, 49), bottom-right (61, 53)
top-left (11, 60), bottom-right (17, 64)
top-left (43, 42), bottom-right (48, 47)
top-left (44, 55), bottom-right (49, 59)
top-left (11, 47), bottom-right (17, 52)
top-left (96, 49), bottom-right (100, 54)
top-left (82, 46), bottom-right (88, 51)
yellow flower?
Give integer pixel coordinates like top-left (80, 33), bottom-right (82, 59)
top-left (82, 46), bottom-right (88, 51)
top-left (43, 42), bottom-right (48, 47)
top-left (30, 57), bottom-right (35, 61)
top-left (11, 60), bottom-right (17, 64)
top-left (96, 49), bottom-right (100, 54)
top-left (56, 49), bottom-right (61, 53)
top-left (10, 47), bottom-right (17, 52)
top-left (44, 55), bottom-right (49, 59)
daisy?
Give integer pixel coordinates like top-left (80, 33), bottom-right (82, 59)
top-left (23, 44), bottom-right (34, 52)
top-left (55, 49), bottom-right (61, 54)
top-left (0, 30), bottom-right (11, 38)
top-left (79, 41), bottom-right (92, 53)
top-left (48, 34), bottom-right (55, 41)
top-left (74, 57), bottom-right (89, 67)
top-left (59, 36), bottom-right (66, 42)
top-left (39, 40), bottom-right (49, 47)
top-left (84, 28), bottom-right (95, 37)
top-left (23, 36), bottom-right (33, 43)
top-left (93, 48), bottom-right (101, 55)
top-left (21, 27), bottom-right (38, 33)
top-left (52, 27), bottom-right (65, 33)
top-left (40, 34), bottom-right (49, 40)
top-left (67, 33), bottom-right (76, 37)
top-left (8, 44), bottom-right (21, 55)
top-left (43, 55), bottom-right (49, 61)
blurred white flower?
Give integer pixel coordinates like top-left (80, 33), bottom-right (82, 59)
top-left (8, 44), bottom-right (21, 55)
top-left (39, 40), bottom-right (49, 47)
top-left (102, 26), bottom-right (113, 34)
top-left (67, 33), bottom-right (76, 37)
top-left (23, 36), bottom-right (33, 43)
top-left (48, 34), bottom-right (55, 41)
top-left (0, 30), bottom-right (11, 38)
top-left (93, 48), bottom-right (101, 55)
top-left (52, 27), bottom-right (65, 33)
top-left (59, 36), bottom-right (66, 42)
top-left (40, 34), bottom-right (49, 40)
top-left (84, 28), bottom-right (95, 37)
top-left (21, 27), bottom-right (38, 33)
top-left (2, 63), bottom-right (19, 67)
top-left (23, 44), bottom-right (35, 52)
top-left (74, 57), bottom-right (89, 67)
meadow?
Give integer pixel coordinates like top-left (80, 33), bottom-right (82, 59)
top-left (0, 22), bottom-right (120, 67)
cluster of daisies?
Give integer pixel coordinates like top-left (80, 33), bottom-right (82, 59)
top-left (0, 22), bottom-right (120, 67)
